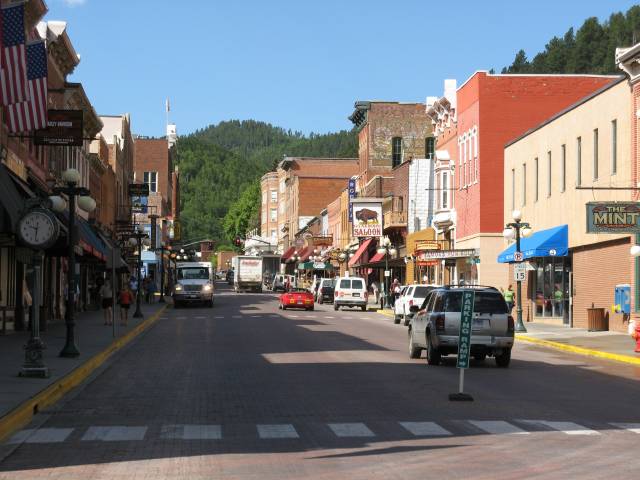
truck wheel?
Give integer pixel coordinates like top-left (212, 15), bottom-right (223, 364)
top-left (426, 332), bottom-right (441, 366)
top-left (361, 305), bottom-right (366, 312)
top-left (495, 349), bottom-right (511, 368)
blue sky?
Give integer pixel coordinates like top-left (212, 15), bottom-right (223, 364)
top-left (49, 0), bottom-right (638, 137)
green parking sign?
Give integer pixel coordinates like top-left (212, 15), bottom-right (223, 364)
top-left (456, 290), bottom-right (475, 369)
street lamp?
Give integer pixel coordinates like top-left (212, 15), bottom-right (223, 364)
top-left (503, 210), bottom-right (532, 333)
top-left (376, 235), bottom-right (397, 308)
top-left (49, 168), bottom-right (96, 358)
top-left (155, 243), bottom-right (170, 303)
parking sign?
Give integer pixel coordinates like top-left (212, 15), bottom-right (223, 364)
top-left (456, 291), bottom-right (475, 369)
top-left (513, 251), bottom-right (523, 262)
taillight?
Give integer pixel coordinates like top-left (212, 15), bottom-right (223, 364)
top-left (338, 291), bottom-right (344, 297)
top-left (364, 292), bottom-right (368, 299)
top-left (507, 315), bottom-right (514, 333)
top-left (435, 313), bottom-right (445, 332)
top-left (409, 299), bottom-right (414, 306)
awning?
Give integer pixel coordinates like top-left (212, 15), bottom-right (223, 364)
top-left (281, 246), bottom-right (295, 262)
top-left (348, 238), bottom-right (373, 267)
top-left (58, 212), bottom-right (108, 262)
top-left (369, 251), bottom-right (385, 263)
top-left (0, 164), bottom-right (26, 231)
top-left (298, 261), bottom-right (333, 270)
top-left (298, 246), bottom-right (312, 262)
top-left (498, 224), bottom-right (568, 263)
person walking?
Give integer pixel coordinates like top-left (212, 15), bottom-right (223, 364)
top-left (99, 279), bottom-right (113, 325)
top-left (504, 284), bottom-right (515, 312)
top-left (391, 278), bottom-right (401, 308)
top-left (146, 276), bottom-right (156, 303)
top-left (118, 285), bottom-right (134, 327)
top-left (371, 281), bottom-right (379, 305)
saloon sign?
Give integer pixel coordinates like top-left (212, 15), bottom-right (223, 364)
top-left (586, 202), bottom-right (640, 233)
top-left (351, 199), bottom-right (383, 237)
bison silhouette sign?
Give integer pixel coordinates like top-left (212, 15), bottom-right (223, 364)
top-left (355, 208), bottom-right (379, 223)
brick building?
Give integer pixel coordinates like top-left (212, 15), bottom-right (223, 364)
top-left (260, 171), bottom-right (279, 244)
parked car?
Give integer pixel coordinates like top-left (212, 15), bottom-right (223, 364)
top-left (408, 285), bottom-right (514, 367)
top-left (394, 284), bottom-right (438, 326)
top-left (226, 269), bottom-right (234, 285)
top-left (316, 278), bottom-right (336, 304)
top-left (273, 274), bottom-right (296, 292)
top-left (279, 288), bottom-right (314, 311)
top-left (333, 276), bottom-right (368, 311)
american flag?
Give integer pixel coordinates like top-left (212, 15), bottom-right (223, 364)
top-left (4, 39), bottom-right (47, 133)
top-left (0, 1), bottom-right (28, 106)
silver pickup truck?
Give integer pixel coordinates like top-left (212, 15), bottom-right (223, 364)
top-left (408, 286), bottom-right (514, 367)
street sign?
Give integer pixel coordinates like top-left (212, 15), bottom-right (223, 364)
top-left (456, 290), bottom-right (474, 369)
top-left (514, 263), bottom-right (527, 282)
top-left (513, 251), bottom-right (523, 262)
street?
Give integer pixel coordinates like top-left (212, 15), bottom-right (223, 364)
top-left (2, 282), bottom-right (640, 479)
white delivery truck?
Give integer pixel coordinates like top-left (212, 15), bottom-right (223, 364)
top-left (172, 261), bottom-right (214, 307)
top-left (232, 256), bottom-right (263, 292)
top-left (261, 254), bottom-right (281, 291)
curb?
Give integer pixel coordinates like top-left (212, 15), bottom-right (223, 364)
top-left (515, 334), bottom-right (640, 366)
top-left (0, 305), bottom-right (168, 443)
top-left (376, 309), bottom-right (394, 318)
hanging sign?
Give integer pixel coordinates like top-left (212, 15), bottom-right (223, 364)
top-left (351, 199), bottom-right (383, 237)
top-left (586, 202), bottom-right (640, 233)
top-left (34, 110), bottom-right (84, 146)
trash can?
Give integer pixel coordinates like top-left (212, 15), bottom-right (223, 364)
top-left (587, 307), bottom-right (607, 331)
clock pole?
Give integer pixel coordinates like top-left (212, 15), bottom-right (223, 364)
top-left (60, 192), bottom-right (80, 358)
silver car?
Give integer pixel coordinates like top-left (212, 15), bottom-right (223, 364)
top-left (408, 286), bottom-right (514, 367)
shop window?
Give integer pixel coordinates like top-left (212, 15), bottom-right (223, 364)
top-left (534, 257), bottom-right (570, 319)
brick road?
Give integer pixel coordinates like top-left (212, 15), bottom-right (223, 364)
top-left (1, 282), bottom-right (640, 479)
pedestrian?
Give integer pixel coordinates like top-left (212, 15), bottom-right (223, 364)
top-left (118, 285), bottom-right (133, 326)
top-left (553, 284), bottom-right (563, 316)
top-left (371, 281), bottom-right (379, 304)
top-left (391, 278), bottom-right (401, 307)
top-left (99, 278), bottom-right (113, 325)
top-left (146, 276), bottom-right (156, 303)
top-left (504, 284), bottom-right (515, 312)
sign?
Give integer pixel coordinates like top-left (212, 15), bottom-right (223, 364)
top-left (514, 263), bottom-right (527, 282)
top-left (173, 220), bottom-right (181, 241)
top-left (419, 248), bottom-right (478, 260)
top-left (128, 183), bottom-right (150, 197)
top-left (513, 251), bottom-right (523, 262)
top-left (348, 177), bottom-right (356, 222)
top-left (415, 240), bottom-right (440, 251)
top-left (384, 270), bottom-right (390, 277)
top-left (456, 290), bottom-right (475, 369)
top-left (586, 202), bottom-right (640, 233)
top-left (351, 200), bottom-right (383, 237)
top-left (417, 260), bottom-right (439, 266)
top-left (34, 110), bottom-right (84, 146)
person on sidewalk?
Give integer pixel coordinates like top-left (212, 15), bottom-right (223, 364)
top-left (146, 276), bottom-right (156, 303)
top-left (391, 279), bottom-right (401, 308)
top-left (371, 281), bottom-right (379, 305)
top-left (504, 285), bottom-right (515, 312)
top-left (118, 286), bottom-right (134, 326)
top-left (99, 279), bottom-right (113, 326)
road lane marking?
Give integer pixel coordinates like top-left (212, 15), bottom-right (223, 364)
top-left (610, 423), bottom-right (640, 434)
top-left (399, 422), bottom-right (451, 436)
top-left (519, 420), bottom-right (600, 435)
top-left (323, 316), bottom-right (334, 319)
top-left (7, 428), bottom-right (73, 444)
top-left (82, 426), bottom-right (148, 441)
top-left (257, 424), bottom-right (299, 439)
top-left (214, 316), bottom-right (224, 319)
top-left (328, 423), bottom-right (375, 437)
top-left (468, 421), bottom-right (529, 435)
top-left (161, 424), bottom-right (222, 440)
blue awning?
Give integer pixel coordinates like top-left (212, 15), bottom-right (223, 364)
top-left (498, 225), bottom-right (568, 263)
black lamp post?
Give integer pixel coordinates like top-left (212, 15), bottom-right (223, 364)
top-left (503, 209), bottom-right (532, 333)
top-left (376, 236), bottom-right (397, 309)
top-left (155, 244), bottom-right (169, 303)
top-left (127, 227), bottom-right (149, 319)
top-left (50, 168), bottom-right (96, 358)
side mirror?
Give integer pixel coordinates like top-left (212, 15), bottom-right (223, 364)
top-left (410, 305), bottom-right (420, 313)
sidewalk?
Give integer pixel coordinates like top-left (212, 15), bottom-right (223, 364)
top-left (0, 299), bottom-right (168, 441)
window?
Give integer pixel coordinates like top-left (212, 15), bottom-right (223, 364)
top-left (270, 229), bottom-right (277, 239)
top-left (511, 168), bottom-right (515, 211)
top-left (425, 137), bottom-right (435, 159)
top-left (458, 143), bottom-right (463, 190)
top-left (576, 137), bottom-right (582, 186)
top-left (143, 171), bottom-right (157, 192)
top-left (270, 208), bottom-right (277, 222)
top-left (473, 131), bottom-right (479, 182)
top-left (593, 128), bottom-right (599, 180)
top-left (534, 157), bottom-right (539, 202)
top-left (561, 144), bottom-right (566, 192)
top-left (611, 120), bottom-right (617, 175)
top-left (522, 163), bottom-right (526, 206)
top-left (547, 151), bottom-right (552, 198)
top-left (270, 190), bottom-right (277, 203)
top-left (391, 137), bottom-right (403, 167)
top-left (441, 172), bottom-right (449, 209)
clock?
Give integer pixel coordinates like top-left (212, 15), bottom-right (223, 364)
top-left (17, 208), bottom-right (60, 249)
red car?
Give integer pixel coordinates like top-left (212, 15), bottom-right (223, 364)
top-left (279, 288), bottom-right (315, 311)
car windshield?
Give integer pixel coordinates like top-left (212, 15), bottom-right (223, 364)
top-left (444, 291), bottom-right (508, 314)
top-left (351, 279), bottom-right (364, 289)
top-left (178, 268), bottom-right (209, 280)
top-left (414, 286), bottom-right (432, 297)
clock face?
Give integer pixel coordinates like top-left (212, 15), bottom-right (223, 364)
top-left (18, 210), bottom-right (58, 248)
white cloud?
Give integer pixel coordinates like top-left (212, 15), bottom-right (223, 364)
top-left (63, 0), bottom-right (87, 6)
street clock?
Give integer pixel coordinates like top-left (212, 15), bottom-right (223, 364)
top-left (17, 208), bottom-right (60, 250)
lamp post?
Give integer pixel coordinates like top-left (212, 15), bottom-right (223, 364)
top-left (49, 168), bottom-right (96, 358)
top-left (503, 210), bottom-right (532, 333)
top-left (127, 226), bottom-right (150, 319)
top-left (376, 235), bottom-right (397, 309)
top-left (155, 244), bottom-right (170, 303)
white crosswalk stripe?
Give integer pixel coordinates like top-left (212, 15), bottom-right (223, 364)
top-left (328, 422), bottom-right (375, 437)
top-left (7, 428), bottom-right (73, 444)
top-left (400, 422), bottom-right (451, 436)
top-left (161, 424), bottom-right (222, 440)
top-left (468, 420), bottom-right (529, 435)
top-left (257, 424), bottom-right (299, 439)
top-left (519, 420), bottom-right (600, 435)
top-left (610, 423), bottom-right (640, 434)
top-left (82, 426), bottom-right (148, 441)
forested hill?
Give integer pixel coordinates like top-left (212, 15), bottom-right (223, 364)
top-left (502, 5), bottom-right (640, 74)
top-left (175, 120), bottom-right (358, 245)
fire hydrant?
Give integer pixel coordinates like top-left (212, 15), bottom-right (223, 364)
top-left (635, 324), bottom-right (640, 353)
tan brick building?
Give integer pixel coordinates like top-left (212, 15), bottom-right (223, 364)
top-left (260, 171), bottom-right (279, 243)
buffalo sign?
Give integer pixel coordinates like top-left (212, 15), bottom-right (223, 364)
top-left (351, 199), bottom-right (383, 237)
top-left (586, 202), bottom-right (640, 233)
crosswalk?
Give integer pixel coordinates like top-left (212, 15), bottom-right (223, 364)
top-left (6, 420), bottom-right (640, 445)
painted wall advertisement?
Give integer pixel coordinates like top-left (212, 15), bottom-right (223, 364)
top-left (351, 200), bottom-right (383, 237)
top-left (586, 202), bottom-right (640, 233)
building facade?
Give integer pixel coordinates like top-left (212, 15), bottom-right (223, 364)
top-left (260, 171), bottom-right (279, 244)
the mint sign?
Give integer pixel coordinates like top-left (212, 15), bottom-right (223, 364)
top-left (456, 290), bottom-right (474, 369)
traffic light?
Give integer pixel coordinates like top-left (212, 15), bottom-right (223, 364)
top-left (234, 236), bottom-right (242, 247)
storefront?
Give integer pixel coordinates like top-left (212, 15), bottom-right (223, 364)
top-left (418, 248), bottom-right (479, 285)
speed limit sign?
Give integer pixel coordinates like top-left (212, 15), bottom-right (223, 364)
top-left (513, 252), bottom-right (523, 262)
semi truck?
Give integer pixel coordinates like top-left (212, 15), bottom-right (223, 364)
top-left (232, 256), bottom-right (263, 292)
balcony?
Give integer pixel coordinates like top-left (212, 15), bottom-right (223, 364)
top-left (383, 211), bottom-right (407, 230)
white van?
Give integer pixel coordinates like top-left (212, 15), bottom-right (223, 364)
top-left (272, 274), bottom-right (295, 292)
top-left (333, 276), bottom-right (368, 311)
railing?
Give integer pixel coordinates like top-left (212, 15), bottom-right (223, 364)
top-left (383, 211), bottom-right (407, 228)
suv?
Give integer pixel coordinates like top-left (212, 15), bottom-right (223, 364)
top-left (408, 286), bottom-right (514, 367)
top-left (316, 278), bottom-right (336, 304)
top-left (394, 284), bottom-right (437, 326)
top-left (333, 277), bottom-right (368, 311)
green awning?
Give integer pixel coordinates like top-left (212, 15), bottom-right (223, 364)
top-left (298, 261), bottom-right (333, 270)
